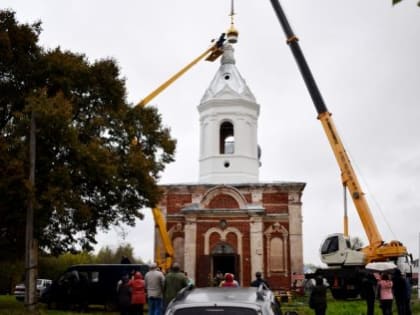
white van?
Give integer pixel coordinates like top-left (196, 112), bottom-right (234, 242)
top-left (14, 278), bottom-right (52, 301)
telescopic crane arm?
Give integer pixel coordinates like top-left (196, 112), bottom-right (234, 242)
top-left (136, 34), bottom-right (225, 271)
top-left (268, 0), bottom-right (407, 261)
top-left (136, 34), bottom-right (225, 108)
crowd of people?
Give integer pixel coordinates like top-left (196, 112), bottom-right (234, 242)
top-left (117, 263), bottom-right (271, 315)
top-left (117, 261), bottom-right (189, 315)
top-left (360, 269), bottom-right (412, 315)
top-left (117, 261), bottom-right (413, 315)
top-left (307, 269), bottom-right (413, 315)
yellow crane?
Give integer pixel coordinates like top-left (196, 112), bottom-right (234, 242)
top-left (269, 0), bottom-right (412, 299)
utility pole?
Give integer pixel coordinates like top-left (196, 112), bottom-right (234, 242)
top-left (25, 111), bottom-right (37, 310)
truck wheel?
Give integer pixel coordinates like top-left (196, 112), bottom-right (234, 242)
top-left (330, 288), bottom-right (347, 300)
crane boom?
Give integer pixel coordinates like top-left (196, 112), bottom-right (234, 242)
top-left (136, 34), bottom-right (225, 108)
top-left (136, 33), bottom-right (225, 270)
top-left (269, 0), bottom-right (407, 261)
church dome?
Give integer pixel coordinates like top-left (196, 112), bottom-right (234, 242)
top-left (200, 44), bottom-right (256, 103)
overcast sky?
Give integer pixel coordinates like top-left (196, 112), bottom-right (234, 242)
top-left (3, 0), bottom-right (420, 266)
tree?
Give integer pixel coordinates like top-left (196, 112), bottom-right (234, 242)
top-left (0, 10), bottom-right (176, 258)
top-left (95, 244), bottom-right (141, 264)
top-left (392, 0), bottom-right (420, 6)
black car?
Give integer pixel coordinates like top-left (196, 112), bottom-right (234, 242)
top-left (165, 286), bottom-right (283, 315)
top-left (44, 264), bottom-right (149, 310)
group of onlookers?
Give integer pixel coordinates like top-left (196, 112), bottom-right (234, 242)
top-left (117, 262), bottom-right (189, 315)
top-left (118, 264), bottom-right (271, 315)
top-left (359, 269), bottom-right (412, 315)
top-left (308, 269), bottom-right (413, 315)
top-left (117, 271), bottom-right (146, 315)
top-left (212, 270), bottom-right (269, 288)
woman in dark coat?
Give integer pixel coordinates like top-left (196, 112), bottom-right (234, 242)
top-left (360, 270), bottom-right (377, 315)
top-left (392, 269), bottom-right (410, 315)
top-left (309, 277), bottom-right (327, 315)
top-left (117, 275), bottom-right (132, 315)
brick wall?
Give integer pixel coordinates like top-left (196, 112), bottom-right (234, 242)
top-left (208, 194), bottom-right (239, 209)
top-left (159, 183), bottom-right (304, 291)
top-left (166, 194), bottom-right (192, 214)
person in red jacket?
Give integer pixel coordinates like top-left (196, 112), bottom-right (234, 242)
top-left (220, 273), bottom-right (239, 287)
top-left (129, 272), bottom-right (146, 315)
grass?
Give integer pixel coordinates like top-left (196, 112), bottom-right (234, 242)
top-left (1, 293), bottom-right (420, 315)
top-left (0, 295), bottom-right (117, 315)
top-left (282, 292), bottom-right (420, 315)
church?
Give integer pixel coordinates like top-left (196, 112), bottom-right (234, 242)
top-left (154, 31), bottom-right (305, 291)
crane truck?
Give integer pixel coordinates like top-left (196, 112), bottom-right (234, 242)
top-left (269, 0), bottom-right (413, 299)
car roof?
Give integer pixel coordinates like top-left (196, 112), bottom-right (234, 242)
top-left (182, 287), bottom-right (264, 303)
top-left (170, 287), bottom-right (274, 308)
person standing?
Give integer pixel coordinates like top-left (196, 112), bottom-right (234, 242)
top-left (129, 271), bottom-right (146, 315)
top-left (359, 270), bottom-right (377, 315)
top-left (121, 256), bottom-right (132, 264)
top-left (163, 262), bottom-right (188, 309)
top-left (213, 271), bottom-right (224, 287)
top-left (250, 272), bottom-right (270, 288)
top-left (308, 276), bottom-right (327, 315)
top-left (393, 269), bottom-right (409, 315)
top-left (405, 274), bottom-right (413, 315)
top-left (220, 273), bottom-right (239, 287)
top-left (184, 271), bottom-right (194, 287)
top-left (117, 275), bottom-right (132, 315)
top-left (378, 273), bottom-right (394, 315)
top-left (145, 262), bottom-right (165, 315)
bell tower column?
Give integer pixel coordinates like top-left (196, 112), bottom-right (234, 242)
top-left (198, 44), bottom-right (260, 184)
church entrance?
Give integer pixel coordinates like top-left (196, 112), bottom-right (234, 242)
top-left (211, 242), bottom-right (240, 283)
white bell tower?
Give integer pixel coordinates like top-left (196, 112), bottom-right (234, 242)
top-left (198, 43), bottom-right (260, 184)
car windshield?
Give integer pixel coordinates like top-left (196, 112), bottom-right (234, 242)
top-left (173, 307), bottom-right (258, 315)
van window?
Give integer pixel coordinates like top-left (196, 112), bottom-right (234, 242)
top-left (92, 271), bottom-right (99, 283)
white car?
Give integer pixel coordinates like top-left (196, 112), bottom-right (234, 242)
top-left (14, 279), bottom-right (52, 301)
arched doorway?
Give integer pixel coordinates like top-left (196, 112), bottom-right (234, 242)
top-left (211, 242), bottom-right (240, 283)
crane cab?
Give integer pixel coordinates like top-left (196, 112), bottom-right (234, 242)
top-left (320, 233), bottom-right (366, 267)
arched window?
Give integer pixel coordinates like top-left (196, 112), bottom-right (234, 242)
top-left (212, 242), bottom-right (235, 254)
top-left (220, 121), bottom-right (234, 154)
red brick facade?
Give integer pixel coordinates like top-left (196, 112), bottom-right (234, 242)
top-left (156, 182), bottom-right (305, 292)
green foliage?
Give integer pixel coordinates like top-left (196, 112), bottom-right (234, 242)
top-left (38, 252), bottom-right (95, 282)
top-left (392, 0), bottom-right (420, 6)
top-left (2, 292), bottom-right (420, 315)
top-left (0, 9), bottom-right (176, 259)
top-left (37, 244), bottom-right (143, 281)
top-left (95, 243), bottom-right (142, 264)
top-left (0, 261), bottom-right (24, 295)
top-left (0, 295), bottom-right (118, 314)
top-left (283, 292), bottom-right (420, 315)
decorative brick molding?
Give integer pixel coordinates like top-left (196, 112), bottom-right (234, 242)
top-left (157, 182), bottom-right (305, 291)
top-left (264, 222), bottom-right (289, 277)
top-left (200, 185), bottom-right (248, 209)
top-left (203, 226), bottom-right (244, 283)
top-left (203, 226), bottom-right (243, 256)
